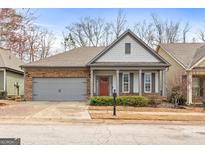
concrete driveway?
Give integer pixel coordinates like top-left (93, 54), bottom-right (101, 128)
top-left (0, 101), bottom-right (91, 122)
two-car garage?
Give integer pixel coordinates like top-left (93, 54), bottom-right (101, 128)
top-left (32, 78), bottom-right (87, 101)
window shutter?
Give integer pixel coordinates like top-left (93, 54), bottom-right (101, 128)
top-left (142, 73), bottom-right (144, 93)
top-left (130, 73), bottom-right (134, 93)
top-left (152, 73), bottom-right (155, 93)
top-left (119, 73), bottom-right (122, 92)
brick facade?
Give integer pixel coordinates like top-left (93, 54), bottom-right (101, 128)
top-left (24, 67), bottom-right (90, 101)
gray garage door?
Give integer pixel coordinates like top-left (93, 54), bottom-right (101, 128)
top-left (32, 78), bottom-right (87, 101)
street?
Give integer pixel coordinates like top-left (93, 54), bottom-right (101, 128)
top-left (0, 123), bottom-right (205, 144)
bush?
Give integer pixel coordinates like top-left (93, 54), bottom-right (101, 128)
top-left (169, 86), bottom-right (186, 106)
top-left (90, 96), bottom-right (149, 107)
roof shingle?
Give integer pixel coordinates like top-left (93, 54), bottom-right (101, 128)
top-left (159, 43), bottom-right (205, 69)
top-left (0, 48), bottom-right (24, 73)
top-left (23, 47), bottom-right (105, 67)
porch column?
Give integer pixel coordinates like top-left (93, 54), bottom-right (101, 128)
top-left (187, 71), bottom-right (192, 105)
top-left (162, 69), bottom-right (167, 97)
top-left (3, 69), bottom-right (6, 92)
top-left (116, 70), bottom-right (119, 95)
top-left (90, 69), bottom-right (94, 97)
top-left (139, 69), bottom-right (142, 96)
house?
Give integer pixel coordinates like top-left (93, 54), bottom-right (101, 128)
top-left (0, 48), bottom-right (24, 97)
top-left (22, 29), bottom-right (169, 101)
top-left (157, 43), bottom-right (205, 104)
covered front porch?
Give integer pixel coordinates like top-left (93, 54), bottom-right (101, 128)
top-left (90, 67), bottom-right (167, 97)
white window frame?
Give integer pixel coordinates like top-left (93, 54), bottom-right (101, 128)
top-left (144, 72), bottom-right (152, 93)
top-left (122, 72), bottom-right (130, 93)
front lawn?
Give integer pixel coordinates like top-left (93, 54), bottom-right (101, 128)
top-left (89, 96), bottom-right (205, 121)
top-left (89, 111), bottom-right (205, 121)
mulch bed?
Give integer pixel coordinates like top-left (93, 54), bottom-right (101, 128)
top-left (89, 105), bottom-right (205, 113)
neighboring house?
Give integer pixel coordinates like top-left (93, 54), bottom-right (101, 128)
top-left (157, 43), bottom-right (205, 104)
top-left (22, 30), bottom-right (169, 101)
top-left (0, 48), bottom-right (24, 97)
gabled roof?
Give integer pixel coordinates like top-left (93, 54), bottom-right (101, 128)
top-left (23, 29), bottom-right (169, 68)
top-left (0, 48), bottom-right (24, 73)
top-left (22, 47), bottom-right (105, 68)
top-left (158, 43), bottom-right (205, 70)
top-left (88, 29), bottom-right (169, 67)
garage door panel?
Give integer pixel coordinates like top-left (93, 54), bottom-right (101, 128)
top-left (32, 78), bottom-right (87, 101)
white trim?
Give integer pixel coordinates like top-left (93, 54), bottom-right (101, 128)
top-left (3, 69), bottom-right (6, 91)
top-left (190, 56), bottom-right (205, 70)
top-left (158, 45), bottom-right (186, 69)
top-left (122, 72), bottom-right (130, 93)
top-left (116, 70), bottom-right (119, 95)
top-left (187, 71), bottom-right (192, 104)
top-left (155, 72), bottom-right (159, 93)
top-left (91, 67), bottom-right (166, 70)
top-left (139, 69), bottom-right (142, 95)
top-left (90, 69), bottom-right (93, 97)
top-left (144, 72), bottom-right (152, 93)
top-left (133, 73), bottom-right (139, 93)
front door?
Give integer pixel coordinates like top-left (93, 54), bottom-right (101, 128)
top-left (100, 77), bottom-right (109, 96)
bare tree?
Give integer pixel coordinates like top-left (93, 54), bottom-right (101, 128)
top-left (182, 22), bottom-right (191, 43)
top-left (112, 9), bottom-right (127, 38)
top-left (103, 23), bottom-right (113, 46)
top-left (151, 14), bottom-right (164, 44)
top-left (0, 8), bottom-right (56, 62)
top-left (65, 23), bottom-right (88, 48)
top-left (165, 20), bottom-right (180, 43)
top-left (133, 20), bottom-right (155, 47)
top-left (64, 17), bottom-right (108, 50)
top-left (93, 18), bottom-right (105, 46)
top-left (198, 22), bottom-right (205, 42)
top-left (38, 29), bottom-right (55, 59)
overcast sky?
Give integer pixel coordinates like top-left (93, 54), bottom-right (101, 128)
top-left (33, 8), bottom-right (205, 51)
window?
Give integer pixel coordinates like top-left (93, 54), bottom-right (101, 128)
top-left (122, 73), bottom-right (130, 93)
top-left (125, 43), bottom-right (131, 54)
top-left (144, 72), bottom-right (152, 93)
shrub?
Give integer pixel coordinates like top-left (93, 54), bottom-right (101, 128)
top-left (169, 86), bottom-right (186, 106)
top-left (90, 96), bottom-right (113, 106)
top-left (90, 96), bottom-right (149, 107)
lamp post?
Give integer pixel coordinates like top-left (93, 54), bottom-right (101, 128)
top-left (113, 89), bottom-right (117, 116)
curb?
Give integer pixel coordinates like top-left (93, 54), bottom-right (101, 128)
top-left (0, 118), bottom-right (205, 125)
